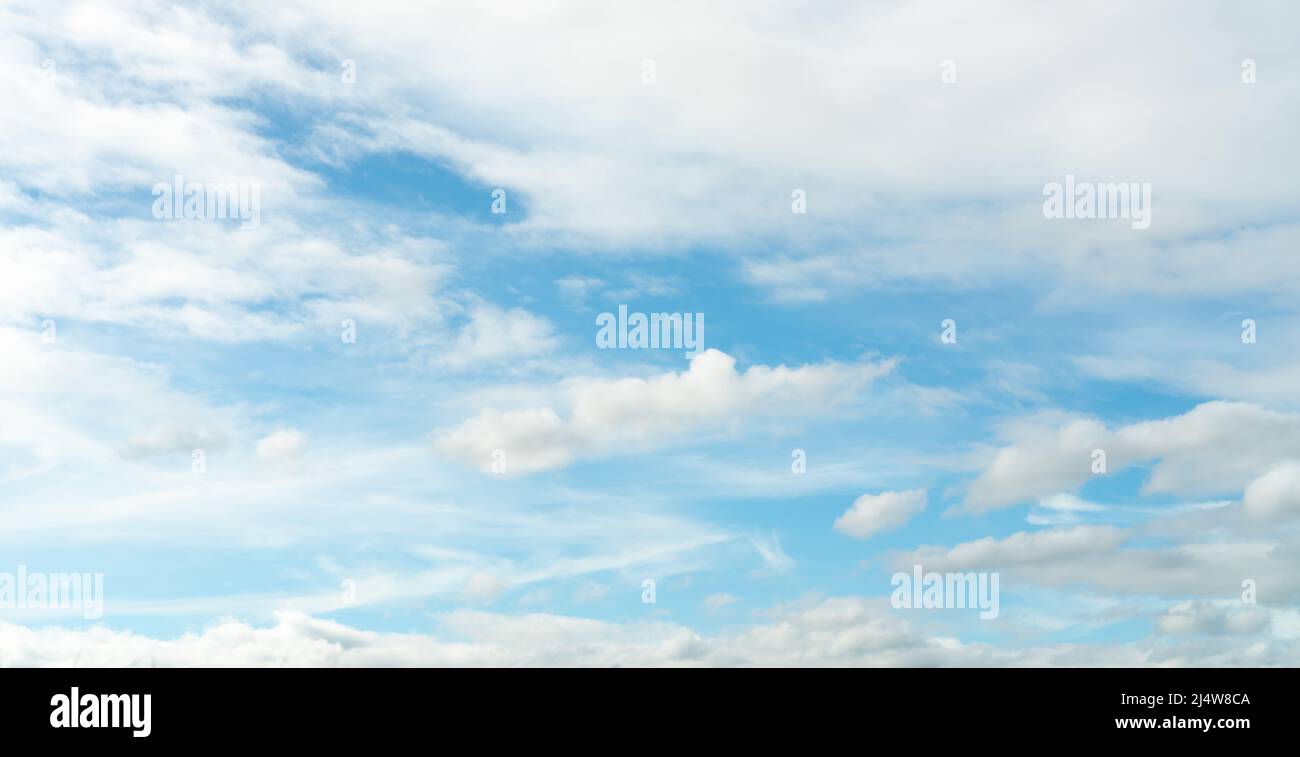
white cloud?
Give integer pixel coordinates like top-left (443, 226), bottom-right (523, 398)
top-left (1074, 318), bottom-right (1300, 411)
top-left (965, 416), bottom-right (1109, 510)
top-left (4, 598), bottom-right (1295, 667)
top-left (3, 0), bottom-right (1299, 672)
top-left (834, 488), bottom-right (926, 539)
top-left (1242, 462), bottom-right (1300, 521)
top-left (1025, 493), bottom-right (1109, 526)
top-left (1038, 493), bottom-right (1105, 512)
top-left (119, 423), bottom-right (229, 460)
top-left (441, 304), bottom-right (557, 370)
top-left (0, 219), bottom-right (450, 341)
top-left (749, 532), bottom-right (795, 574)
top-left (895, 523), bottom-right (1300, 602)
top-left (6, 0), bottom-right (1300, 308)
top-left (0, 3), bottom-right (455, 344)
top-left (901, 525), bottom-right (1128, 570)
top-left (0, 2), bottom-right (323, 206)
top-left (1157, 601), bottom-right (1269, 637)
top-left (256, 429), bottom-right (307, 464)
top-left (432, 349), bottom-right (894, 474)
top-left (0, 325), bottom-right (239, 478)
top-left (211, 0), bottom-right (1300, 307)
top-left (463, 572), bottom-right (508, 605)
top-left (966, 402), bottom-right (1300, 510)
top-left (703, 593), bottom-right (739, 615)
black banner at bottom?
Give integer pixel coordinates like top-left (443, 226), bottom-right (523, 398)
top-left (1, 667), bottom-right (1286, 745)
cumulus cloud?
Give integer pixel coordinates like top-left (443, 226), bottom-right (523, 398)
top-left (1242, 462), bottom-right (1300, 521)
top-left (232, 0), bottom-right (1300, 304)
top-left (966, 402), bottom-right (1300, 510)
top-left (965, 417), bottom-right (1109, 510)
top-left (3, 599), bottom-right (1295, 667)
top-left (23, 2), bottom-right (1280, 310)
top-left (5, 0), bottom-right (1300, 672)
top-left (834, 488), bottom-right (926, 539)
top-left (431, 349), bottom-right (894, 474)
top-left (6, 0), bottom-right (1300, 322)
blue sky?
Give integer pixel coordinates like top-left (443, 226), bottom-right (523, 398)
top-left (2, 0), bottom-right (1300, 665)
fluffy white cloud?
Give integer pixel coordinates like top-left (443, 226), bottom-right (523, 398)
top-left (4, 0), bottom-right (1299, 672)
top-left (0, 219), bottom-right (449, 340)
top-left (217, 0), bottom-right (1300, 309)
top-left (834, 488), bottom-right (926, 539)
top-left (256, 429), bottom-right (307, 464)
top-left (432, 349), bottom-right (894, 474)
top-left (3, 598), bottom-right (1294, 667)
top-left (5, 0), bottom-right (1300, 314)
top-left (441, 304), bottom-right (557, 370)
top-left (334, 4), bottom-right (1290, 225)
top-left (0, 2), bottom-right (454, 343)
top-left (965, 417), bottom-right (1109, 510)
top-left (1242, 462), bottom-right (1300, 521)
top-left (966, 402), bottom-right (1300, 510)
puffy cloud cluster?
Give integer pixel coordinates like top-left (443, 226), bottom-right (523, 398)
top-left (835, 489), bottom-right (926, 539)
top-left (966, 402), bottom-right (1300, 512)
top-left (433, 349), bottom-right (894, 474)
top-left (3, 597), bottom-right (1294, 667)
